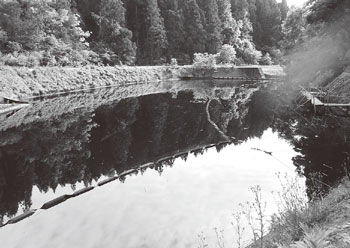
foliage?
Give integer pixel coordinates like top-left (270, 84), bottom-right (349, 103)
top-left (143, 0), bottom-right (168, 64)
top-left (198, 0), bottom-right (223, 54)
top-left (283, 0), bottom-right (350, 85)
top-left (182, 0), bottom-right (207, 63)
top-left (0, 0), bottom-right (90, 66)
top-left (216, 44), bottom-right (236, 64)
top-left (93, 0), bottom-right (136, 65)
top-left (170, 58), bottom-right (178, 67)
top-left (281, 7), bottom-right (307, 52)
top-left (0, 0), bottom-right (290, 66)
top-left (260, 52), bottom-right (273, 65)
top-left (192, 52), bottom-right (217, 67)
top-left (291, 224), bottom-right (332, 248)
top-left (238, 41), bottom-right (262, 65)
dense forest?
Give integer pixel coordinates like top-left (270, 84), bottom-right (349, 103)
top-left (0, 0), bottom-right (349, 74)
top-left (0, 0), bottom-right (290, 66)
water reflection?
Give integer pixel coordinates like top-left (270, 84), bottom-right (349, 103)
top-left (0, 129), bottom-right (298, 248)
top-left (0, 80), bottom-right (350, 233)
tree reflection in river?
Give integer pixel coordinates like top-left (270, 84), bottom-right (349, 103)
top-left (1, 82), bottom-right (350, 223)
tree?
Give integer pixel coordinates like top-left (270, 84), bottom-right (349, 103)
top-left (233, 13), bottom-right (262, 65)
top-left (197, 0), bottom-right (223, 54)
top-left (216, 44), bottom-right (237, 64)
top-left (279, 0), bottom-right (289, 20)
top-left (250, 0), bottom-right (283, 51)
top-left (231, 0), bottom-right (249, 20)
top-left (260, 52), bottom-right (273, 65)
top-left (182, 0), bottom-right (206, 62)
top-left (158, 0), bottom-right (186, 62)
top-left (93, 0), bottom-right (136, 65)
top-left (142, 0), bottom-right (167, 64)
top-left (281, 7), bottom-right (307, 52)
top-left (217, 0), bottom-right (241, 47)
top-left (0, 0), bottom-right (90, 66)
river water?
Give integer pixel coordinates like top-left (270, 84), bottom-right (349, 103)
top-left (0, 80), bottom-right (349, 248)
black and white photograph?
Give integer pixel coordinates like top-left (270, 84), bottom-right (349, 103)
top-left (0, 0), bottom-right (350, 247)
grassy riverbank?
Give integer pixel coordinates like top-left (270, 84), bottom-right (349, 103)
top-left (248, 177), bottom-right (350, 248)
top-left (0, 66), bottom-right (179, 101)
top-left (0, 65), bottom-right (285, 102)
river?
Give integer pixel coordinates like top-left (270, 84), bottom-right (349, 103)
top-left (0, 79), bottom-right (349, 248)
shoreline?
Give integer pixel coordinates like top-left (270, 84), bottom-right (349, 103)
top-left (0, 65), bottom-right (284, 102)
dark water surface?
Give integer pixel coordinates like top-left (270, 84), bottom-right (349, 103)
top-left (0, 80), bottom-right (349, 247)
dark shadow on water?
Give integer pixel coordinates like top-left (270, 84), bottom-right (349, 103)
top-left (0, 81), bottom-right (350, 222)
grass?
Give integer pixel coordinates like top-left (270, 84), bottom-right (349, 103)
top-left (198, 174), bottom-right (350, 248)
top-left (264, 175), bottom-right (350, 248)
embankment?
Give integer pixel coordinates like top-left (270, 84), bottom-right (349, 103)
top-left (0, 66), bottom-right (178, 101)
top-left (0, 65), bottom-right (284, 101)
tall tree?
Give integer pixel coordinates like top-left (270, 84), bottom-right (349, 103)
top-left (94, 0), bottom-right (136, 65)
top-left (142, 0), bottom-right (167, 64)
top-left (281, 7), bottom-right (306, 51)
top-left (0, 0), bottom-right (89, 65)
top-left (158, 0), bottom-right (185, 62)
top-left (198, 0), bottom-right (223, 54)
top-left (231, 0), bottom-right (249, 19)
top-left (217, 0), bottom-right (241, 46)
top-left (279, 0), bottom-right (289, 20)
top-left (182, 0), bottom-right (206, 62)
top-left (250, 0), bottom-right (283, 51)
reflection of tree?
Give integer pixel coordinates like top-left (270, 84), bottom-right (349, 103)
top-left (0, 150), bottom-right (33, 224)
top-left (271, 88), bottom-right (350, 197)
top-left (290, 114), bottom-right (350, 197)
top-left (88, 91), bottom-right (225, 175)
top-left (0, 111), bottom-right (94, 220)
top-left (1, 86), bottom-right (299, 220)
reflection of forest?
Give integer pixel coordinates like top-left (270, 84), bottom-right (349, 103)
top-left (0, 87), bottom-right (259, 221)
top-left (290, 111), bottom-right (350, 197)
top-left (248, 88), bottom-right (350, 198)
top-left (1, 84), bottom-right (349, 221)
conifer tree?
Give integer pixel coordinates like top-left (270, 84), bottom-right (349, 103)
top-left (250, 0), bottom-right (283, 50)
top-left (158, 0), bottom-right (185, 62)
top-left (231, 0), bottom-right (249, 19)
top-left (182, 0), bottom-right (206, 62)
top-left (200, 0), bottom-right (223, 54)
top-left (217, 0), bottom-right (240, 46)
top-left (94, 0), bottom-right (136, 65)
top-left (279, 0), bottom-right (289, 20)
top-left (142, 0), bottom-right (167, 64)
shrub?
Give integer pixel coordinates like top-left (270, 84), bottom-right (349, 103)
top-left (193, 52), bottom-right (217, 67)
top-left (0, 52), bottom-right (42, 67)
top-left (170, 58), bottom-right (178, 67)
top-left (260, 53), bottom-right (273, 65)
top-left (216, 44), bottom-right (237, 64)
top-left (237, 40), bottom-right (262, 65)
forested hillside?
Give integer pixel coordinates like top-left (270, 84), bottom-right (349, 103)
top-left (0, 0), bottom-right (289, 66)
top-left (281, 0), bottom-right (350, 85)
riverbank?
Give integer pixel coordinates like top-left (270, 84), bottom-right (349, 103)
top-left (0, 66), bottom-right (177, 101)
top-left (0, 65), bottom-right (284, 102)
top-left (248, 177), bottom-right (350, 248)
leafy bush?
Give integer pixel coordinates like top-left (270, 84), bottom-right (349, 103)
top-left (170, 58), bottom-right (178, 67)
top-left (216, 44), bottom-right (237, 64)
top-left (0, 52), bottom-right (42, 67)
top-left (236, 39), bottom-right (262, 65)
top-left (193, 52), bottom-right (217, 67)
top-left (260, 52), bottom-right (273, 65)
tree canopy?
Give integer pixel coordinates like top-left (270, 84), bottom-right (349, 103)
top-left (0, 0), bottom-right (292, 66)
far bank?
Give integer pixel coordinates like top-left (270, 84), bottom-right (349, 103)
top-left (0, 65), bottom-right (284, 102)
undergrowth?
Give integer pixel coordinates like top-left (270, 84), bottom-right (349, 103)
top-left (197, 174), bottom-right (350, 248)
